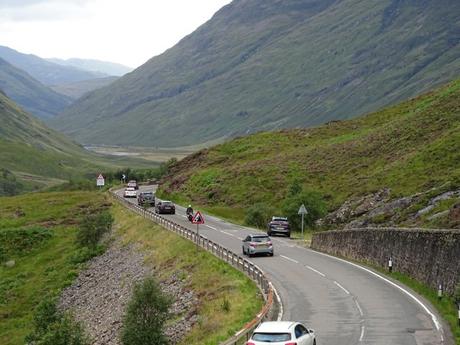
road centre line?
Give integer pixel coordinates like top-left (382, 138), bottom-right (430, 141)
top-left (280, 255), bottom-right (299, 264)
top-left (305, 265), bottom-right (326, 277)
top-left (312, 250), bottom-right (443, 332)
top-left (205, 224), bottom-right (218, 230)
top-left (354, 299), bottom-right (364, 316)
top-left (359, 325), bottom-right (365, 342)
top-left (334, 281), bottom-right (350, 295)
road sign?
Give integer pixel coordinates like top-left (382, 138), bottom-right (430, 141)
top-left (298, 204), bottom-right (308, 215)
top-left (298, 204), bottom-right (308, 239)
top-left (96, 174), bottom-right (105, 187)
top-left (192, 211), bottom-right (205, 224)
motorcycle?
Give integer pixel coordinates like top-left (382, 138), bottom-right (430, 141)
top-left (186, 208), bottom-right (194, 222)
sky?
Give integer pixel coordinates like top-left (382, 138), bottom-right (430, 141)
top-left (0, 0), bottom-right (232, 68)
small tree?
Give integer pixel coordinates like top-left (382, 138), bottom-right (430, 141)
top-left (121, 277), bottom-right (171, 345)
top-left (281, 190), bottom-right (327, 231)
top-left (76, 211), bottom-right (113, 248)
top-left (245, 203), bottom-right (276, 229)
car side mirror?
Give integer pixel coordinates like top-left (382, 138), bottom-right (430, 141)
top-left (308, 329), bottom-right (314, 333)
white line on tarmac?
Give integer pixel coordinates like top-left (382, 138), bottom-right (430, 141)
top-left (305, 265), bottom-right (326, 277)
top-left (354, 299), bottom-right (364, 316)
top-left (280, 255), bottom-right (299, 264)
top-left (206, 225), bottom-right (218, 230)
top-left (334, 281), bottom-right (350, 295)
top-left (312, 250), bottom-right (443, 333)
top-left (359, 325), bottom-right (365, 342)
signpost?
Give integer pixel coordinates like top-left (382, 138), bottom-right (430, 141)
top-left (192, 211), bottom-right (205, 250)
top-left (121, 174), bottom-right (126, 183)
top-left (298, 204), bottom-right (308, 239)
top-left (96, 174), bottom-right (105, 188)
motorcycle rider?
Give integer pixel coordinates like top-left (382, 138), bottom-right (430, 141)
top-left (186, 205), bottom-right (194, 221)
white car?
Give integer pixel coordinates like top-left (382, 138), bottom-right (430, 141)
top-left (123, 187), bottom-right (137, 198)
top-left (247, 321), bottom-right (316, 345)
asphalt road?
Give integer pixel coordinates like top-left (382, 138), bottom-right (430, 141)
top-left (118, 186), bottom-right (451, 345)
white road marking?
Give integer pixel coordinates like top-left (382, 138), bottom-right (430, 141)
top-left (334, 281), bottom-right (350, 295)
top-left (305, 265), bottom-right (326, 277)
top-left (206, 225), bottom-right (218, 230)
top-left (359, 325), bottom-right (365, 342)
top-left (312, 250), bottom-right (443, 333)
top-left (354, 299), bottom-right (364, 316)
top-left (280, 255), bottom-right (299, 264)
top-left (271, 282), bottom-right (284, 321)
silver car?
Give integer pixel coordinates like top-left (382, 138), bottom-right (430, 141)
top-left (242, 234), bottom-right (274, 257)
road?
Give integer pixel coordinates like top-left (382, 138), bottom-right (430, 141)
top-left (118, 187), bottom-right (450, 345)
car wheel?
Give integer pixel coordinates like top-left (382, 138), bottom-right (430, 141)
top-left (287, 232), bottom-right (291, 238)
top-left (269, 252), bottom-right (274, 257)
top-left (242, 246), bottom-right (246, 255)
top-left (267, 230), bottom-right (272, 236)
top-left (313, 339), bottom-right (316, 345)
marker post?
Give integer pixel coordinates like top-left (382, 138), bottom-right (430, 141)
top-left (388, 257), bottom-right (393, 273)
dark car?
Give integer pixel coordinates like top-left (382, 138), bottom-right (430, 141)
top-left (138, 191), bottom-right (155, 206)
top-left (267, 216), bottom-right (290, 237)
top-left (155, 201), bottom-right (175, 214)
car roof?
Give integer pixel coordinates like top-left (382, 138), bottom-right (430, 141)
top-left (126, 187), bottom-right (135, 190)
top-left (255, 321), bottom-right (297, 332)
top-left (272, 216), bottom-right (288, 220)
top-left (250, 234), bottom-right (269, 238)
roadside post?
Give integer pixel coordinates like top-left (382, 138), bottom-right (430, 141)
top-left (192, 211), bottom-right (205, 251)
top-left (96, 173), bottom-right (105, 189)
top-left (388, 256), bottom-right (393, 273)
top-left (122, 174), bottom-right (126, 184)
top-left (437, 284), bottom-right (443, 301)
top-left (298, 204), bottom-right (308, 239)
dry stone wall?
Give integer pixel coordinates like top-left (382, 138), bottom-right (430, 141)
top-left (311, 228), bottom-right (460, 295)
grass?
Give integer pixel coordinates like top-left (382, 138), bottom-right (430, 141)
top-left (159, 79), bottom-right (460, 229)
top-left (112, 202), bottom-right (263, 345)
top-left (0, 191), bottom-right (107, 345)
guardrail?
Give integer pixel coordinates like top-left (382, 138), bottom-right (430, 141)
top-left (111, 192), bottom-right (276, 345)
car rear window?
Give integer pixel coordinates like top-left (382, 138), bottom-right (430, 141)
top-left (252, 236), bottom-right (270, 242)
top-left (252, 332), bottom-right (291, 341)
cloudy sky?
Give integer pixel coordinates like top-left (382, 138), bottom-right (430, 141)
top-left (0, 0), bottom-right (232, 68)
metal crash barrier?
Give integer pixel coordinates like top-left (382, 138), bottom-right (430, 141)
top-left (111, 191), bottom-right (276, 345)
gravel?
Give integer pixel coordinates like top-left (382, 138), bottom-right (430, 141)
top-left (59, 242), bottom-right (198, 345)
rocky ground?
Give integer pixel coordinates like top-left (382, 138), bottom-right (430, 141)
top-left (318, 187), bottom-right (460, 229)
top-left (59, 241), bottom-right (198, 345)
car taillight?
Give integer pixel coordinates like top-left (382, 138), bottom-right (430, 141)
top-left (246, 342), bottom-right (255, 345)
top-left (285, 343), bottom-right (297, 345)
top-left (249, 242), bottom-right (256, 247)
top-left (267, 241), bottom-right (272, 246)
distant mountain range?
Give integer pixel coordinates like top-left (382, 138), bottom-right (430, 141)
top-left (0, 57), bottom-right (72, 119)
top-left (47, 57), bottom-right (133, 77)
top-left (0, 45), bottom-right (107, 86)
top-left (50, 0), bottom-right (460, 147)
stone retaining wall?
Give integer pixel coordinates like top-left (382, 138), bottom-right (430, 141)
top-left (311, 228), bottom-right (460, 295)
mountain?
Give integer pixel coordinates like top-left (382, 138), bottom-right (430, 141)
top-left (0, 46), bottom-right (108, 86)
top-left (0, 91), bottom-right (152, 195)
top-left (47, 58), bottom-right (133, 76)
top-left (0, 57), bottom-right (72, 119)
top-left (50, 0), bottom-right (460, 147)
top-left (50, 76), bottom-right (118, 100)
top-left (157, 79), bottom-right (460, 229)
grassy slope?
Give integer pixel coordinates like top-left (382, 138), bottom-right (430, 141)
top-left (0, 58), bottom-right (72, 120)
top-left (0, 191), bottom-right (107, 345)
top-left (51, 0), bottom-right (460, 147)
top-left (158, 80), bottom-right (460, 225)
top-left (113, 203), bottom-right (262, 345)
top-left (0, 92), bottom-right (154, 192)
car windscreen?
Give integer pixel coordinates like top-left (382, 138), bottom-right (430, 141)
top-left (143, 193), bottom-right (153, 197)
top-left (252, 332), bottom-right (291, 341)
top-left (252, 236), bottom-right (270, 243)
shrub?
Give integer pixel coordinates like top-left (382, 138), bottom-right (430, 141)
top-left (0, 226), bottom-right (53, 261)
top-left (281, 190), bottom-right (327, 231)
top-left (76, 211), bottom-right (113, 248)
top-left (244, 203), bottom-right (276, 229)
top-left (25, 297), bottom-right (89, 345)
top-left (121, 277), bottom-right (171, 345)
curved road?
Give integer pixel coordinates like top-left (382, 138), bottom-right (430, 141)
top-left (118, 187), bottom-right (451, 345)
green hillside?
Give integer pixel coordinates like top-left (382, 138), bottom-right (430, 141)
top-left (0, 58), bottom-right (72, 120)
top-left (158, 80), bottom-right (460, 229)
top-left (0, 92), bottom-right (151, 195)
top-left (51, 0), bottom-right (460, 147)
